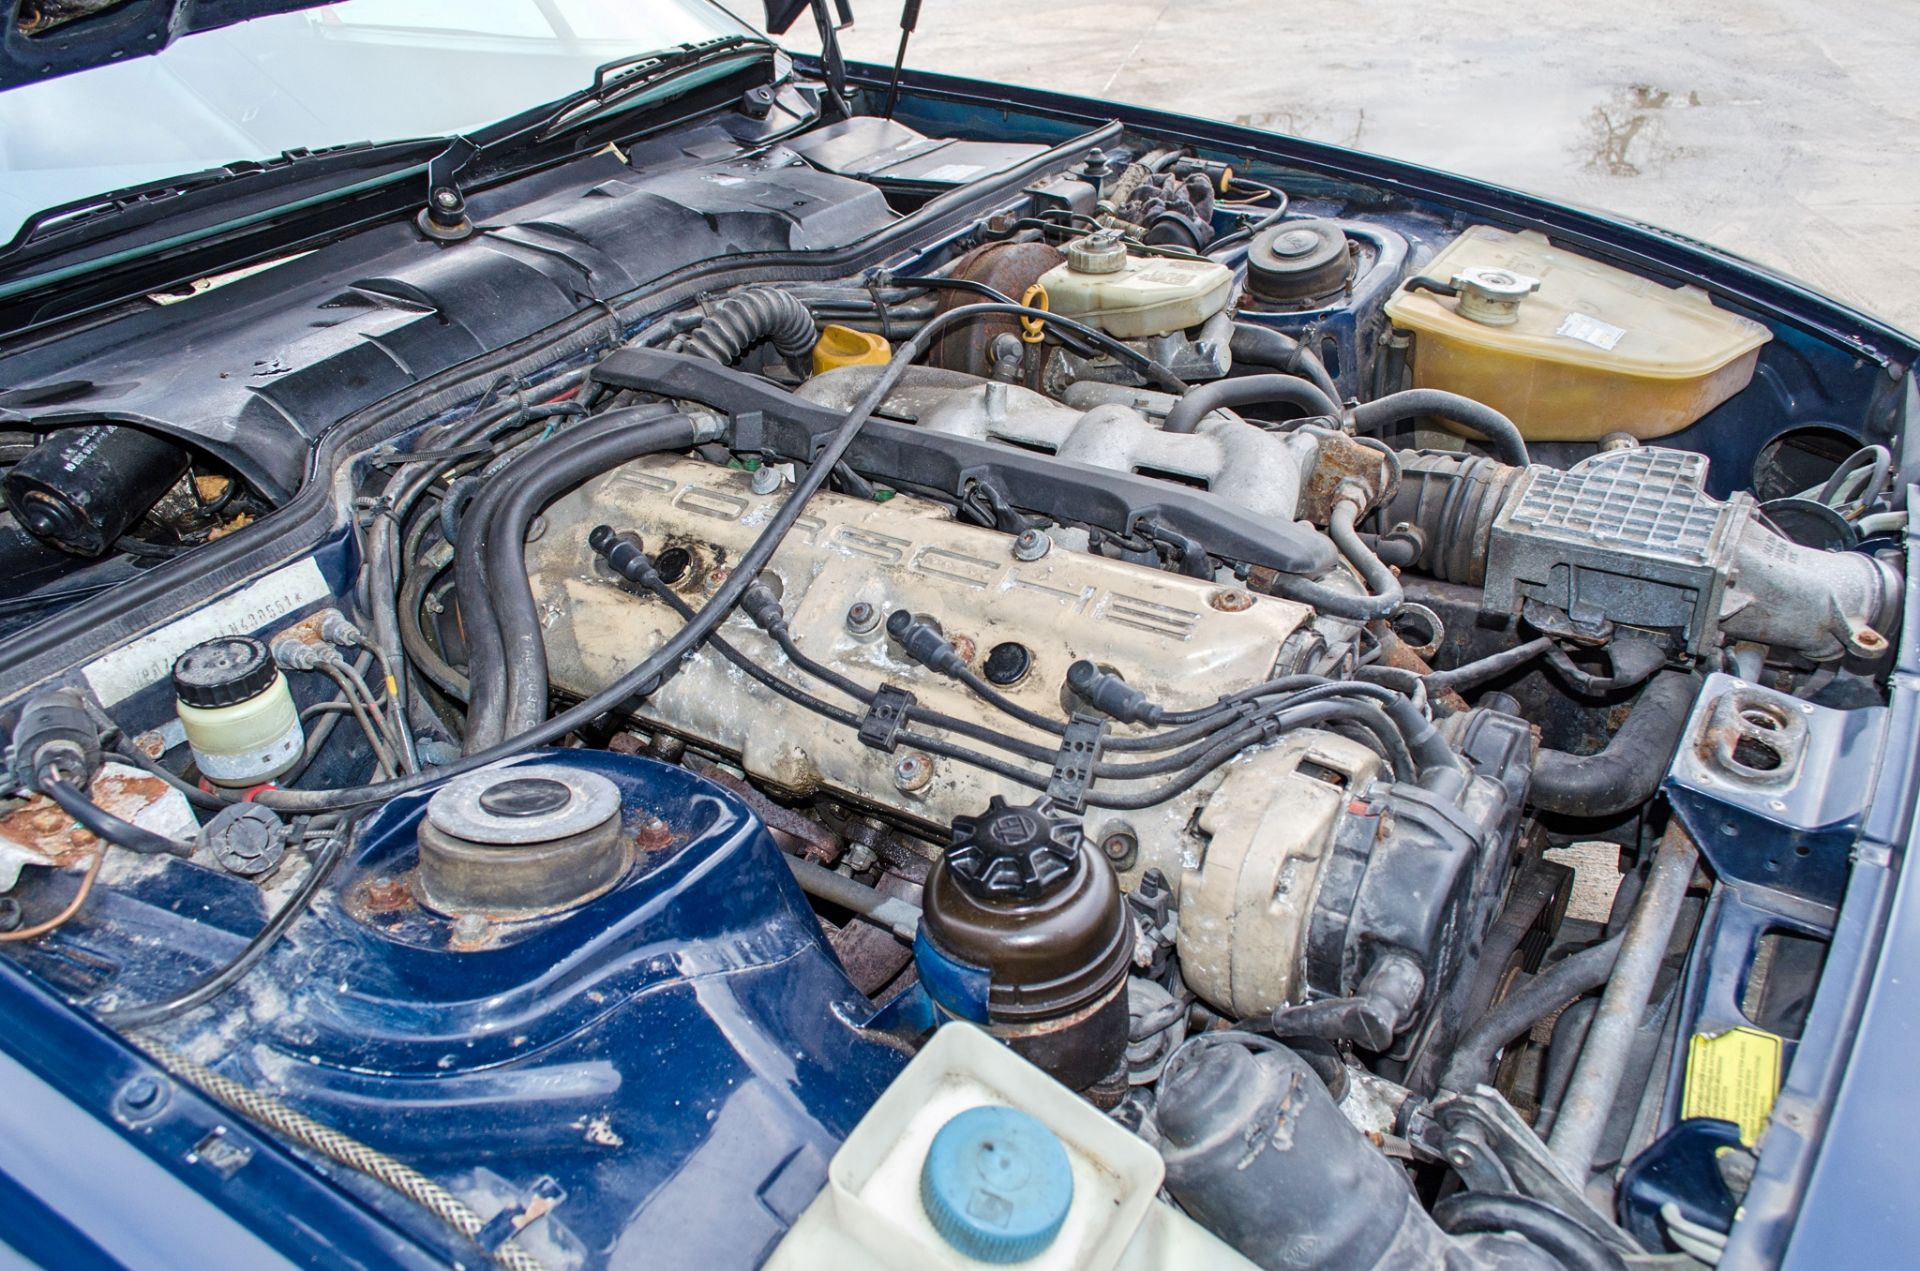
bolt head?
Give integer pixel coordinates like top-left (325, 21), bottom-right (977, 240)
top-left (845, 601), bottom-right (880, 635)
top-left (1012, 528), bottom-right (1051, 561)
top-left (892, 752), bottom-right (934, 792)
top-left (1209, 588), bottom-right (1254, 612)
top-left (432, 187), bottom-right (461, 209)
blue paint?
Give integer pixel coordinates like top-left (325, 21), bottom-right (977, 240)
top-left (914, 926), bottom-right (991, 1024)
top-left (14, 750), bottom-right (908, 1268)
top-left (1617, 1118), bottom-right (1743, 1253)
top-left (1666, 673), bottom-right (1887, 907)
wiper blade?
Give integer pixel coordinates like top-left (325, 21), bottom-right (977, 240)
top-left (412, 36), bottom-right (778, 241)
top-left (483, 35), bottom-right (777, 150)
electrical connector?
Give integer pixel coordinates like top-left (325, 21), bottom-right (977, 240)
top-left (885, 609), bottom-right (966, 678)
top-left (8, 687), bottom-right (102, 790)
top-left (1064, 659), bottom-right (1164, 726)
top-left (738, 580), bottom-right (789, 637)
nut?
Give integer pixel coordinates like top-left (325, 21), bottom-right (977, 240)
top-left (449, 913), bottom-right (490, 949)
top-left (892, 752), bottom-right (934, 793)
top-left (845, 601), bottom-right (881, 636)
top-left (635, 815), bottom-right (674, 852)
top-left (1012, 528), bottom-right (1051, 561)
top-left (1100, 828), bottom-right (1139, 872)
top-left (1209, 588), bottom-right (1254, 612)
top-left (951, 635), bottom-right (977, 664)
top-left (703, 566), bottom-right (730, 593)
top-left (364, 874), bottom-right (412, 912)
top-left (750, 466), bottom-right (784, 495)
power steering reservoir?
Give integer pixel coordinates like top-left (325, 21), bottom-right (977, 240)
top-left (915, 796), bottom-right (1132, 1093)
top-left (172, 635), bottom-right (303, 788)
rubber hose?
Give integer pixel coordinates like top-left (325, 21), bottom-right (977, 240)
top-left (682, 288), bottom-right (818, 367)
top-left (1325, 498), bottom-right (1404, 618)
top-left (42, 775), bottom-right (194, 857)
top-left (452, 411), bottom-right (652, 749)
top-left (1437, 935), bottom-right (1623, 1092)
top-left (1228, 322), bottom-right (1342, 404)
top-left (1533, 994), bottom-right (1600, 1136)
top-left (1432, 1193), bottom-right (1627, 1271)
top-left (1426, 636), bottom-right (1558, 694)
top-left (1529, 672), bottom-right (1701, 818)
top-left (485, 411), bottom-right (701, 739)
top-left (1380, 450), bottom-right (1521, 586)
top-left (1162, 372), bottom-right (1340, 434)
top-left (1349, 388), bottom-right (1530, 467)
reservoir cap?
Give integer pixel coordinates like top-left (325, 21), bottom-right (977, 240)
top-left (172, 635), bottom-right (277, 709)
top-left (920, 1105), bottom-right (1073, 1263)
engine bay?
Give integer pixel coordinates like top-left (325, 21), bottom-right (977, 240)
top-left (0, 68), bottom-right (1912, 1270)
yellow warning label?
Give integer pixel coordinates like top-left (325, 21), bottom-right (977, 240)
top-left (1682, 1026), bottom-right (1784, 1146)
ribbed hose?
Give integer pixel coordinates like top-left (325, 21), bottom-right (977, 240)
top-left (123, 1034), bottom-right (549, 1271)
top-left (681, 288), bottom-right (819, 367)
top-left (1378, 450), bottom-right (1522, 585)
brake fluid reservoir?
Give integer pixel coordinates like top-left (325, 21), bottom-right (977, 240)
top-left (1383, 226), bottom-right (1771, 440)
top-left (172, 635), bottom-right (303, 787)
top-left (1039, 232), bottom-right (1233, 338)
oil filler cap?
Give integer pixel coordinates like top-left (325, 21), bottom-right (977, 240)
top-left (920, 1105), bottom-right (1073, 1263)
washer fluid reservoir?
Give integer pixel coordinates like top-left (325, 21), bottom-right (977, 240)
top-left (1383, 225), bottom-right (1771, 440)
top-left (1038, 232), bottom-right (1233, 339)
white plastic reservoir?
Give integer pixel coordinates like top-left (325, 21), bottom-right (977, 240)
top-left (766, 1023), bottom-right (1253, 1270)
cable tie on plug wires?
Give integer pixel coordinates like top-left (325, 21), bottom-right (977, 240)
top-left (1047, 713), bottom-right (1107, 813)
top-left (857, 684), bottom-right (917, 753)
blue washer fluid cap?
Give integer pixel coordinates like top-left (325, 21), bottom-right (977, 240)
top-left (919, 1104), bottom-right (1074, 1263)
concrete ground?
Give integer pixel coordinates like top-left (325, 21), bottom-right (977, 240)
top-left (786, 0), bottom-right (1920, 335)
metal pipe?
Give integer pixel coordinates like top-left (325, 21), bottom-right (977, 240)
top-left (784, 854), bottom-right (921, 941)
top-left (1548, 823), bottom-right (1698, 1174)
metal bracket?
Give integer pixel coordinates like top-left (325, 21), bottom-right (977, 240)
top-left (418, 138), bottom-right (478, 241)
top-left (1046, 713), bottom-right (1107, 813)
top-left (1665, 672), bottom-right (1887, 907)
top-left (1428, 1086), bottom-right (1641, 1254)
top-left (857, 684), bottom-right (916, 753)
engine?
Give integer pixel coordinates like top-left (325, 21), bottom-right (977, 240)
top-left (4, 112), bottom-right (1907, 1271)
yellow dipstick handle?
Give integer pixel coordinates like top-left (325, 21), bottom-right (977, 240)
top-left (1019, 284), bottom-right (1049, 344)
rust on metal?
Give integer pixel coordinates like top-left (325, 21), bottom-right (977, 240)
top-left (363, 874), bottom-right (414, 913)
top-left (1297, 433), bottom-right (1391, 524)
top-left (690, 761), bottom-right (842, 865)
top-left (0, 771), bottom-right (172, 869)
top-left (634, 815), bottom-right (676, 854)
top-left (1372, 625), bottom-right (1469, 713)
